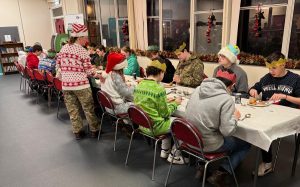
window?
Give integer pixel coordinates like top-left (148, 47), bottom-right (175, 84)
top-left (237, 5), bottom-right (287, 56)
top-left (146, 0), bottom-right (190, 51)
top-left (288, 1), bottom-right (300, 59)
top-left (194, 12), bottom-right (223, 54)
top-left (194, 0), bottom-right (223, 54)
top-left (240, 0), bottom-right (288, 6)
top-left (98, 0), bottom-right (117, 47)
top-left (84, 0), bottom-right (128, 47)
top-left (147, 0), bottom-right (159, 46)
top-left (162, 0), bottom-right (190, 51)
top-left (117, 0), bottom-right (129, 47)
top-left (196, 0), bottom-right (223, 11)
top-left (118, 0), bottom-right (128, 18)
top-left (52, 7), bottom-right (63, 17)
top-left (86, 0), bottom-right (101, 45)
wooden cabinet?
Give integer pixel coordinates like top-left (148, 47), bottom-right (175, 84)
top-left (0, 42), bottom-right (24, 75)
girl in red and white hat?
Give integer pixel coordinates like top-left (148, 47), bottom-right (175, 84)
top-left (100, 52), bottom-right (135, 114)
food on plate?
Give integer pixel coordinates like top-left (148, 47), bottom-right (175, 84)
top-left (249, 97), bottom-right (257, 104)
top-left (164, 82), bottom-right (175, 88)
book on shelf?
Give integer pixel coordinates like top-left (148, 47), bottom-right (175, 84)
top-left (0, 46), bottom-right (7, 53)
top-left (16, 47), bottom-right (24, 52)
top-left (1, 56), bottom-right (18, 63)
top-left (6, 48), bottom-right (15, 53)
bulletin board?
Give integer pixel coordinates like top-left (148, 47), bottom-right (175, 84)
top-left (0, 27), bottom-right (20, 43)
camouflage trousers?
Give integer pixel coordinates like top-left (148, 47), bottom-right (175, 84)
top-left (63, 88), bottom-right (99, 133)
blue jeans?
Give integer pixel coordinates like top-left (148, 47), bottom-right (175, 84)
top-left (213, 137), bottom-right (251, 174)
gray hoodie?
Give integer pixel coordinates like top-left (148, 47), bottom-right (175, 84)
top-left (186, 78), bottom-right (237, 152)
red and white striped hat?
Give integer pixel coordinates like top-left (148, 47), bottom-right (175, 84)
top-left (70, 24), bottom-right (88, 37)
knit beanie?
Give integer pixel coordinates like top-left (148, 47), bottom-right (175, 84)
top-left (70, 24), bottom-right (88, 37)
top-left (218, 44), bottom-right (240, 63)
top-left (102, 52), bottom-right (126, 78)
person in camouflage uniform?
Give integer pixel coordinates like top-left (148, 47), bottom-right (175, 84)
top-left (56, 24), bottom-right (100, 140)
top-left (173, 43), bottom-right (204, 88)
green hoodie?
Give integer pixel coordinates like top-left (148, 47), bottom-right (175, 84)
top-left (134, 79), bottom-right (178, 135)
top-left (124, 54), bottom-right (140, 77)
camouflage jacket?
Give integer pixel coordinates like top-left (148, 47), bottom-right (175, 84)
top-left (175, 55), bottom-right (204, 88)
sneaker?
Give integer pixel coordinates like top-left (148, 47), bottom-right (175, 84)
top-left (167, 154), bottom-right (189, 165)
top-left (194, 165), bottom-right (205, 179)
top-left (160, 149), bottom-right (170, 159)
top-left (207, 170), bottom-right (229, 187)
top-left (255, 162), bottom-right (272, 176)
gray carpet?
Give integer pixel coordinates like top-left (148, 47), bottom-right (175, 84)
top-left (1, 74), bottom-right (300, 187)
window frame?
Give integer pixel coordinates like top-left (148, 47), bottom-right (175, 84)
top-left (233, 1), bottom-right (295, 58)
top-left (83, 0), bottom-right (129, 47)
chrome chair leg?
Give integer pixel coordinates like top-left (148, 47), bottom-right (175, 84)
top-left (164, 149), bottom-right (177, 187)
top-left (152, 139), bottom-right (160, 181)
top-left (114, 118), bottom-right (121, 151)
top-left (98, 112), bottom-right (105, 141)
top-left (202, 162), bottom-right (210, 187)
top-left (227, 157), bottom-right (239, 187)
top-left (125, 131), bottom-right (135, 166)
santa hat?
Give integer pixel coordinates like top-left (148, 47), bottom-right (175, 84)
top-left (218, 44), bottom-right (240, 64)
top-left (102, 53), bottom-right (126, 78)
top-left (70, 24), bottom-right (88, 37)
top-left (216, 69), bottom-right (237, 84)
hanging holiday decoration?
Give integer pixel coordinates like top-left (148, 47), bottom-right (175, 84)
top-left (206, 12), bottom-right (216, 43)
top-left (121, 20), bottom-right (129, 42)
top-left (253, 4), bottom-right (265, 37)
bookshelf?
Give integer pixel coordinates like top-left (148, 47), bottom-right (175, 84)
top-left (0, 42), bottom-right (24, 75)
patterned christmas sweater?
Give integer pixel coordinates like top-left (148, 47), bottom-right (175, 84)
top-left (134, 79), bottom-right (178, 136)
top-left (56, 43), bottom-right (94, 90)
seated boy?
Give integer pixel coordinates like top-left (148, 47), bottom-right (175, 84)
top-left (249, 51), bottom-right (300, 176)
top-left (186, 69), bottom-right (250, 186)
top-left (38, 50), bottom-right (56, 73)
top-left (134, 59), bottom-right (187, 164)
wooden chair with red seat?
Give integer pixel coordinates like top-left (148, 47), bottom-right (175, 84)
top-left (125, 105), bottom-right (169, 181)
top-left (18, 63), bottom-right (27, 91)
top-left (53, 78), bottom-right (64, 119)
top-left (25, 67), bottom-right (37, 94)
top-left (96, 90), bottom-right (129, 151)
top-left (33, 69), bottom-right (47, 103)
top-left (164, 118), bottom-right (238, 187)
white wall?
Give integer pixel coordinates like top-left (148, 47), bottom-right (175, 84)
top-left (0, 0), bottom-right (52, 49)
top-left (137, 56), bottom-right (300, 87)
top-left (63, 0), bottom-right (83, 15)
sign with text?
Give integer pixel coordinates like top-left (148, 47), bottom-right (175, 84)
top-left (64, 14), bottom-right (84, 32)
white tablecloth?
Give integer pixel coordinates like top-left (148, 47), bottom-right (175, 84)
top-left (234, 98), bottom-right (300, 151)
top-left (171, 95), bottom-right (300, 151)
top-left (95, 76), bottom-right (300, 151)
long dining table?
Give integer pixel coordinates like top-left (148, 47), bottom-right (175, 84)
top-left (95, 75), bottom-right (300, 186)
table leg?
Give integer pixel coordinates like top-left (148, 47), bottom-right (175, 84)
top-left (292, 133), bottom-right (300, 177)
top-left (253, 147), bottom-right (260, 187)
